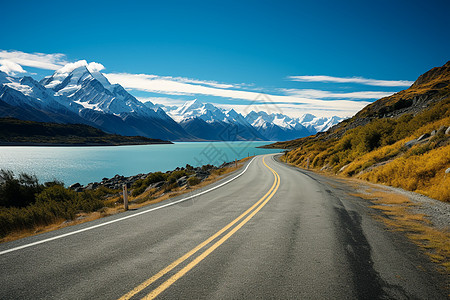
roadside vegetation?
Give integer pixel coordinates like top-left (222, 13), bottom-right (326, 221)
top-left (0, 158), bottom-right (250, 242)
top-left (283, 100), bottom-right (450, 202)
top-left (0, 170), bottom-right (116, 238)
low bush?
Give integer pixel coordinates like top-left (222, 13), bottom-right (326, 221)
top-left (131, 171), bottom-right (168, 196)
top-left (0, 170), bottom-right (43, 207)
top-left (187, 176), bottom-right (201, 186)
top-left (0, 171), bottom-right (109, 238)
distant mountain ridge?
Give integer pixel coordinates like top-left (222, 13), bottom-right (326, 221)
top-left (0, 117), bottom-right (171, 146)
top-left (162, 99), bottom-right (344, 141)
top-left (0, 61), bottom-right (343, 141)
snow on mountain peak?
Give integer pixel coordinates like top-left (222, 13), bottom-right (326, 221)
top-left (298, 113), bottom-right (316, 123)
top-left (178, 99), bottom-right (204, 114)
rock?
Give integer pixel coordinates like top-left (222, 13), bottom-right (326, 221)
top-left (430, 130), bottom-right (437, 136)
top-left (404, 139), bottom-right (418, 148)
top-left (446, 127), bottom-right (450, 135)
top-left (339, 164), bottom-right (350, 173)
top-left (320, 164), bottom-right (331, 171)
top-left (446, 168), bottom-right (450, 174)
top-left (195, 171), bottom-right (209, 179)
top-left (437, 126), bottom-right (447, 135)
top-left (177, 176), bottom-right (187, 186)
top-left (152, 181), bottom-right (165, 188)
top-left (69, 182), bottom-right (81, 190)
top-left (417, 133), bottom-right (430, 141)
top-left (85, 182), bottom-right (100, 190)
top-left (219, 162), bottom-right (230, 168)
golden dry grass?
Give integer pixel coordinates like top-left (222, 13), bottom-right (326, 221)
top-left (361, 145), bottom-right (450, 202)
top-left (353, 189), bottom-right (450, 273)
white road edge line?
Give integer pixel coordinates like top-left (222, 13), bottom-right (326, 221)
top-left (0, 156), bottom-right (258, 256)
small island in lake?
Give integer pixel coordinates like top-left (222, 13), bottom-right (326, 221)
top-left (0, 118), bottom-right (172, 146)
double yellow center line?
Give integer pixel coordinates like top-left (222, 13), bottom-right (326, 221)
top-left (119, 156), bottom-right (280, 300)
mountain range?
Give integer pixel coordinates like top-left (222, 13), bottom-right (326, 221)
top-left (0, 62), bottom-right (343, 141)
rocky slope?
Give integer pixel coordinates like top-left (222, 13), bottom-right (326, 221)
top-left (266, 61), bottom-right (450, 202)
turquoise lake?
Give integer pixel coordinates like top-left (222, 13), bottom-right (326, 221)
top-left (0, 142), bottom-right (281, 186)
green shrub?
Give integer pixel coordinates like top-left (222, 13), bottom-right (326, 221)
top-left (132, 172), bottom-right (168, 196)
top-left (167, 175), bottom-right (177, 184)
top-left (0, 171), bottom-right (108, 238)
top-left (0, 170), bottom-right (43, 207)
top-left (132, 185), bottom-right (147, 197)
top-left (187, 176), bottom-right (201, 186)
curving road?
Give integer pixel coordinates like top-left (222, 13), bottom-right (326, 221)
top-left (0, 154), bottom-right (447, 299)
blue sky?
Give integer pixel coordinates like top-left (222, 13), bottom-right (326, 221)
top-left (1, 0), bottom-right (449, 118)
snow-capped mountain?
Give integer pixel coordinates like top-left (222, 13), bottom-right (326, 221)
top-left (300, 115), bottom-right (344, 133)
top-left (41, 63), bottom-right (158, 118)
top-left (161, 99), bottom-right (344, 141)
top-left (166, 99), bottom-right (266, 141)
top-left (168, 99), bottom-right (228, 123)
top-left (244, 111), bottom-right (343, 141)
top-left (0, 71), bottom-right (88, 124)
top-left (244, 111), bottom-right (311, 141)
top-left (0, 60), bottom-right (345, 142)
top-left (0, 62), bottom-right (191, 140)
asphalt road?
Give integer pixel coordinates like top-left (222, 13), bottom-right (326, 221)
top-left (0, 154), bottom-right (447, 299)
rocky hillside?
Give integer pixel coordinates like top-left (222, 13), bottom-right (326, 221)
top-left (266, 61), bottom-right (450, 202)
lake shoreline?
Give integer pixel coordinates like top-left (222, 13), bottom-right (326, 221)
top-left (0, 141), bottom-right (281, 186)
top-left (0, 141), bottom-right (173, 147)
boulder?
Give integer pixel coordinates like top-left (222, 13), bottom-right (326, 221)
top-left (417, 133), bottom-right (430, 141)
top-left (152, 181), bottom-right (165, 188)
top-left (446, 127), bottom-right (450, 135)
top-left (404, 139), bottom-right (418, 148)
top-left (177, 176), bottom-right (188, 186)
top-left (339, 164), bottom-right (350, 173)
top-left (84, 182), bottom-right (99, 190)
top-left (69, 182), bottom-right (81, 190)
top-left (437, 126), bottom-right (447, 135)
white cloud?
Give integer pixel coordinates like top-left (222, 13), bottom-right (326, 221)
top-left (105, 72), bottom-right (371, 118)
top-left (87, 62), bottom-right (105, 72)
top-left (281, 88), bottom-right (394, 99)
top-left (0, 49), bottom-right (395, 118)
top-left (0, 50), bottom-right (68, 70)
top-left (55, 60), bottom-right (105, 74)
top-left (287, 75), bottom-right (413, 87)
top-left (169, 76), bottom-right (234, 89)
top-left (0, 59), bottom-right (26, 75)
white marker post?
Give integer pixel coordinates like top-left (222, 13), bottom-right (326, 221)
top-left (123, 184), bottom-right (128, 211)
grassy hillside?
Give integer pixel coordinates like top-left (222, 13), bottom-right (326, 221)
top-left (267, 61), bottom-right (450, 202)
top-left (0, 118), bottom-right (172, 145)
